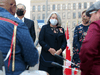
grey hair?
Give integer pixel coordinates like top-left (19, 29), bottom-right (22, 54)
top-left (16, 3), bottom-right (26, 10)
top-left (46, 12), bottom-right (62, 26)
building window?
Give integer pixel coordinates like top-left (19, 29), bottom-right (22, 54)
top-left (62, 22), bottom-right (65, 28)
top-left (48, 5), bottom-right (50, 11)
top-left (78, 12), bottom-right (81, 18)
top-left (72, 21), bottom-right (76, 28)
top-left (78, 21), bottom-right (82, 25)
top-left (47, 13), bottom-right (50, 17)
top-left (68, 3), bottom-right (71, 10)
top-left (33, 6), bottom-right (35, 12)
top-left (68, 21), bottom-right (71, 29)
top-left (32, 14), bottom-right (35, 20)
top-left (67, 12), bottom-right (71, 19)
top-left (37, 23), bottom-right (39, 30)
top-left (78, 3), bottom-right (81, 9)
top-left (37, 31), bottom-right (39, 37)
top-left (62, 12), bottom-right (66, 19)
top-left (43, 5), bottom-right (45, 11)
top-left (42, 14), bottom-right (45, 20)
top-left (38, 5), bottom-right (41, 12)
top-left (84, 2), bottom-right (87, 9)
top-left (57, 4), bottom-right (60, 10)
top-left (58, 12), bottom-right (61, 16)
top-left (53, 4), bottom-right (55, 10)
top-left (73, 12), bottom-right (76, 19)
top-left (62, 4), bottom-right (66, 10)
top-left (73, 3), bottom-right (76, 10)
top-left (90, 2), bottom-right (93, 6)
top-left (37, 14), bottom-right (41, 20)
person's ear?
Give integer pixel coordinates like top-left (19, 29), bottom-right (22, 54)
top-left (24, 10), bottom-right (26, 15)
top-left (0, 2), bottom-right (5, 7)
top-left (97, 10), bottom-right (100, 17)
top-left (98, 10), bottom-right (100, 13)
top-left (81, 14), bottom-right (83, 18)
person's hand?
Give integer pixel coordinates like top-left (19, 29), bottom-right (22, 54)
top-left (46, 72), bottom-right (49, 75)
top-left (48, 48), bottom-right (56, 55)
top-left (76, 69), bottom-right (81, 75)
top-left (55, 48), bottom-right (62, 55)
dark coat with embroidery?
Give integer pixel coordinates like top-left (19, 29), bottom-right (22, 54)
top-left (39, 24), bottom-right (67, 67)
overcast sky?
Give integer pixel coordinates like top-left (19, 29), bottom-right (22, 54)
top-left (16, 0), bottom-right (30, 19)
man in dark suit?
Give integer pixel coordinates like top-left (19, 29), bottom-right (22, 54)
top-left (16, 3), bottom-right (36, 42)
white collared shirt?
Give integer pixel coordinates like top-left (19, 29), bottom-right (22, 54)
top-left (17, 17), bottom-right (24, 22)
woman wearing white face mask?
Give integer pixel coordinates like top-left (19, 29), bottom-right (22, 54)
top-left (39, 12), bottom-right (67, 75)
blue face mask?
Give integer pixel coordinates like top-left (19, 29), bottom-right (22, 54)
top-left (50, 19), bottom-right (58, 25)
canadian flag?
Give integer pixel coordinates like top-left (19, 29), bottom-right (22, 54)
top-left (64, 26), bottom-right (71, 75)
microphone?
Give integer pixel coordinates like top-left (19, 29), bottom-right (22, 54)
top-left (51, 62), bottom-right (69, 69)
top-left (51, 62), bottom-right (62, 67)
top-left (54, 54), bottom-right (78, 67)
top-left (0, 51), bottom-right (4, 70)
top-left (54, 54), bottom-right (66, 60)
top-left (0, 51), bottom-right (6, 75)
top-left (51, 62), bottom-right (79, 72)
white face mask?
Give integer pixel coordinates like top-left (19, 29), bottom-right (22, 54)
top-left (50, 19), bottom-right (58, 26)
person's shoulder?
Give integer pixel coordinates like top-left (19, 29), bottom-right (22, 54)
top-left (77, 24), bottom-right (83, 27)
top-left (3, 14), bottom-right (23, 24)
top-left (57, 26), bottom-right (64, 30)
top-left (90, 20), bottom-right (100, 31)
top-left (0, 10), bottom-right (27, 28)
top-left (42, 24), bottom-right (49, 28)
top-left (75, 24), bottom-right (83, 29)
top-left (24, 17), bottom-right (34, 22)
top-left (92, 20), bottom-right (100, 26)
top-left (13, 17), bottom-right (28, 29)
top-left (2, 14), bottom-right (23, 26)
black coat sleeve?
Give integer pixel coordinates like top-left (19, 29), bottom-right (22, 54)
top-left (30, 21), bottom-right (36, 42)
top-left (39, 26), bottom-right (51, 51)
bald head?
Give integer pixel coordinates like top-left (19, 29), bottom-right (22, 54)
top-left (0, 0), bottom-right (16, 15)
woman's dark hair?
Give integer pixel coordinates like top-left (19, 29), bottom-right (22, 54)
top-left (82, 10), bottom-right (86, 15)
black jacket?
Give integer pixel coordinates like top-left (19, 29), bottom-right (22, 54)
top-left (24, 18), bottom-right (36, 42)
top-left (39, 24), bottom-right (67, 67)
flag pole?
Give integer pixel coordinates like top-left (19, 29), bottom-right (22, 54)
top-left (65, 21), bottom-right (68, 58)
top-left (66, 21), bottom-right (68, 27)
top-left (77, 19), bottom-right (78, 26)
top-left (64, 21), bottom-right (72, 75)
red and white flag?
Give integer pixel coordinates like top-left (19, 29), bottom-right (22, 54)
top-left (64, 26), bottom-right (71, 75)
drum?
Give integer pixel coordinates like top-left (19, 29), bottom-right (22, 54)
top-left (20, 70), bottom-right (49, 75)
top-left (0, 70), bottom-right (3, 75)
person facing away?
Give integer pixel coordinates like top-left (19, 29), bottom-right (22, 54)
top-left (79, 1), bottom-right (100, 75)
top-left (16, 3), bottom-right (36, 42)
top-left (39, 12), bottom-right (67, 75)
top-left (71, 10), bottom-right (90, 69)
top-left (0, 0), bottom-right (38, 75)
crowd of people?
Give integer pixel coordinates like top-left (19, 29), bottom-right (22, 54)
top-left (0, 0), bottom-right (100, 75)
